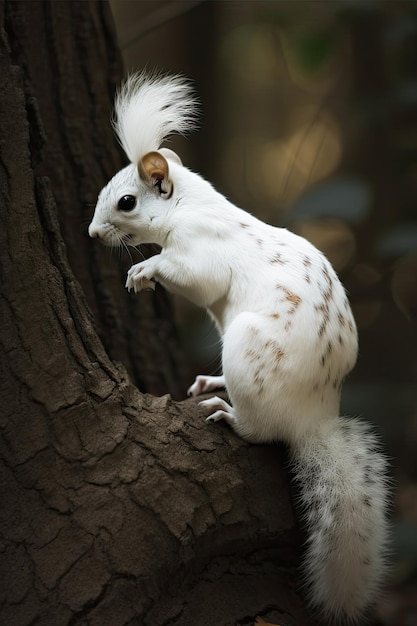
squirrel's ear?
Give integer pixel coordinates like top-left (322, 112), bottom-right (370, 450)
top-left (159, 147), bottom-right (182, 166)
top-left (138, 151), bottom-right (173, 198)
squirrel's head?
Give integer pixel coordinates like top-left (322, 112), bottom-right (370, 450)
top-left (88, 148), bottom-right (182, 247)
top-left (89, 71), bottom-right (197, 248)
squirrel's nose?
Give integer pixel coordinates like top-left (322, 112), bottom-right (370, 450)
top-left (88, 224), bottom-right (100, 238)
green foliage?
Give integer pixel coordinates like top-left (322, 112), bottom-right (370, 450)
top-left (289, 28), bottom-right (337, 75)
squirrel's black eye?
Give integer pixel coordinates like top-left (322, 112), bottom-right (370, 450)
top-left (118, 195), bottom-right (136, 212)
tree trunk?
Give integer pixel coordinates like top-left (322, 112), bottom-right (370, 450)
top-left (3, 0), bottom-right (189, 398)
top-left (0, 2), bottom-right (310, 625)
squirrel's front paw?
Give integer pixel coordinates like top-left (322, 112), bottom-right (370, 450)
top-left (126, 262), bottom-right (156, 293)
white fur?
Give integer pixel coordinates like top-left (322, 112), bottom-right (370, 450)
top-left (89, 73), bottom-right (390, 623)
top-left (112, 71), bottom-right (196, 164)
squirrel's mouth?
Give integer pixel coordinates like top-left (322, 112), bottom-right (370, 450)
top-left (89, 222), bottom-right (133, 248)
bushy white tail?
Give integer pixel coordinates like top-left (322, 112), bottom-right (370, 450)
top-left (292, 417), bottom-right (389, 623)
top-left (112, 72), bottom-right (198, 164)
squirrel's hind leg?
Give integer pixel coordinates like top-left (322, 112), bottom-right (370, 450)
top-left (199, 395), bottom-right (262, 443)
top-left (199, 396), bottom-right (237, 426)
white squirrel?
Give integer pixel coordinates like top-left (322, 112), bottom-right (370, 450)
top-left (89, 72), bottom-right (389, 623)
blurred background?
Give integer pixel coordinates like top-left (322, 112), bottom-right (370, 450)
top-left (109, 1), bottom-right (417, 623)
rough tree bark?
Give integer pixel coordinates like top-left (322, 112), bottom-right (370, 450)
top-left (2, 0), bottom-right (189, 398)
top-left (0, 2), bottom-right (313, 625)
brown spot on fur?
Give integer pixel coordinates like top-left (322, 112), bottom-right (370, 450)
top-left (315, 302), bottom-right (329, 315)
top-left (314, 303), bottom-right (330, 337)
top-left (320, 264), bottom-right (334, 302)
top-left (265, 340), bottom-right (285, 361)
top-left (338, 312), bottom-right (346, 326)
top-left (277, 285), bottom-right (301, 307)
top-left (274, 347), bottom-right (285, 362)
top-left (322, 263), bottom-right (332, 285)
top-left (245, 349), bottom-right (259, 362)
top-left (303, 255), bottom-right (312, 267)
top-left (254, 368), bottom-right (265, 394)
top-left (322, 287), bottom-right (333, 303)
top-left (270, 253), bottom-right (286, 265)
top-left (318, 321), bottom-right (326, 337)
top-left (316, 302), bottom-right (330, 337)
top-left (276, 285), bottom-right (302, 317)
top-left (286, 293), bottom-right (301, 307)
top-left (240, 222), bottom-right (249, 229)
top-left (270, 313), bottom-right (280, 319)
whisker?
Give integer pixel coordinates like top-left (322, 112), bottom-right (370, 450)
top-left (121, 238), bottom-right (134, 265)
top-left (129, 245), bottom-right (146, 262)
